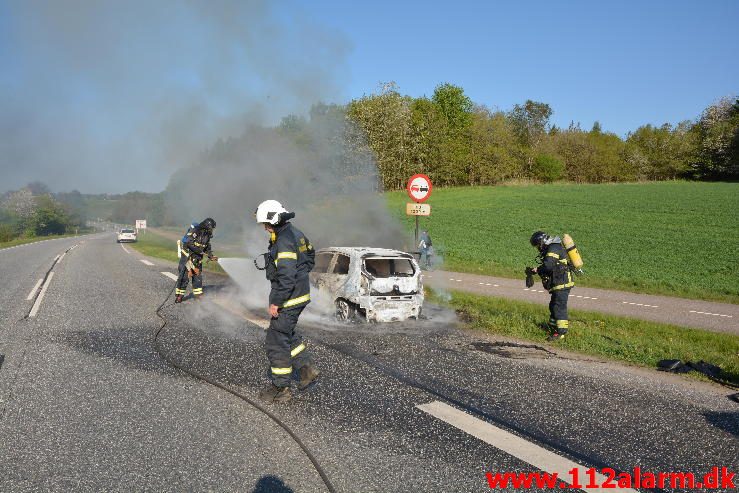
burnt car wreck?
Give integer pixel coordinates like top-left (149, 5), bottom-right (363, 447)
top-left (310, 247), bottom-right (424, 323)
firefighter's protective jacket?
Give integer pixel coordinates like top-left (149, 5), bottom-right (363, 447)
top-left (182, 223), bottom-right (213, 261)
top-left (268, 221), bottom-right (315, 309)
top-left (537, 241), bottom-right (574, 292)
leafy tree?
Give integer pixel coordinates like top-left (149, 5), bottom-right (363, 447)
top-left (29, 195), bottom-right (70, 236)
top-left (532, 154), bottom-right (564, 182)
top-left (625, 122), bottom-right (696, 180)
top-left (468, 107), bottom-right (524, 184)
top-left (431, 83), bottom-right (473, 132)
top-left (509, 100), bottom-right (553, 149)
top-left (2, 188), bottom-right (36, 219)
top-left (26, 181), bottom-right (51, 196)
top-left (691, 96), bottom-right (739, 179)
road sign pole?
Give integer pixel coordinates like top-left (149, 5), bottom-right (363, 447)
top-left (415, 216), bottom-right (419, 249)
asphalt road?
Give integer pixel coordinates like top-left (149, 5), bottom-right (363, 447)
top-left (0, 234), bottom-right (737, 492)
top-left (425, 271), bottom-right (739, 335)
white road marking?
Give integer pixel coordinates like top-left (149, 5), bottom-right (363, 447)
top-left (417, 401), bottom-right (638, 492)
top-left (479, 282), bottom-right (485, 285)
top-left (57, 252), bottom-right (67, 263)
top-left (120, 244), bottom-right (130, 254)
top-left (140, 259), bottom-right (155, 266)
top-left (622, 301), bottom-right (658, 308)
top-left (26, 279), bottom-right (44, 300)
top-left (29, 272), bottom-right (54, 318)
top-left (689, 310), bottom-right (732, 318)
top-left (161, 272), bottom-right (178, 281)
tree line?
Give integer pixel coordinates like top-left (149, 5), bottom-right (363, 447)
top-left (347, 83), bottom-right (738, 189)
top-left (0, 182), bottom-right (87, 242)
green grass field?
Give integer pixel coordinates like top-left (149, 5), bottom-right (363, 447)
top-left (439, 290), bottom-right (739, 385)
top-left (388, 181), bottom-right (739, 303)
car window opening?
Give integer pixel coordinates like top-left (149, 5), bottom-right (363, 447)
top-left (333, 254), bottom-right (350, 275)
top-left (314, 253), bottom-right (333, 274)
top-left (364, 258), bottom-right (415, 278)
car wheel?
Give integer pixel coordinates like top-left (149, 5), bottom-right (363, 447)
top-left (335, 298), bottom-right (356, 322)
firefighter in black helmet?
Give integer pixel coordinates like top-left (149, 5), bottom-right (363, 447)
top-left (254, 200), bottom-right (319, 403)
top-left (530, 231), bottom-right (575, 341)
top-left (175, 217), bottom-right (218, 303)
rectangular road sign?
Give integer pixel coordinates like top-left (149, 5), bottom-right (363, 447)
top-left (406, 203), bottom-right (431, 216)
top-left (135, 219), bottom-right (147, 229)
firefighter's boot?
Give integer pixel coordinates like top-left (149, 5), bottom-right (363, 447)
top-left (258, 384), bottom-right (291, 403)
top-left (298, 365), bottom-right (320, 390)
top-left (175, 294), bottom-right (184, 304)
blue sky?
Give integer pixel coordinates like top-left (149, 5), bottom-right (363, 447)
top-left (0, 0), bottom-right (736, 193)
top-left (302, 0), bottom-right (738, 135)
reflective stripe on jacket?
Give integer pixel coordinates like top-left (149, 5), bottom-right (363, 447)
top-left (268, 222), bottom-right (315, 309)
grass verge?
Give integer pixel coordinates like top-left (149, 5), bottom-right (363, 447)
top-left (387, 182), bottom-right (739, 304)
top-left (127, 230), bottom-right (226, 274)
top-left (437, 289), bottom-right (739, 386)
top-left (0, 233), bottom-right (85, 250)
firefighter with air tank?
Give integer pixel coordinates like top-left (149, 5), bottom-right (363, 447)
top-left (528, 231), bottom-right (583, 341)
top-left (254, 200), bottom-right (320, 403)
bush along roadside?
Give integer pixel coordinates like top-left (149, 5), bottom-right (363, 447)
top-left (434, 289), bottom-right (739, 386)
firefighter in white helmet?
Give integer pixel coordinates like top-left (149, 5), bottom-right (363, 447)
top-left (254, 200), bottom-right (319, 403)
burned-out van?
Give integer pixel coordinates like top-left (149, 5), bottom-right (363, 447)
top-left (310, 247), bottom-right (424, 323)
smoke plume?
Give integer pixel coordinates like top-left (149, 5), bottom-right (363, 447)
top-left (1, 0), bottom-right (350, 193)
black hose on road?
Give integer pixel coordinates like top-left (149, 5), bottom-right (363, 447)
top-left (152, 286), bottom-right (337, 493)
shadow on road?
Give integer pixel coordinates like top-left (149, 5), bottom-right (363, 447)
top-left (253, 475), bottom-right (295, 493)
top-left (702, 411), bottom-right (739, 437)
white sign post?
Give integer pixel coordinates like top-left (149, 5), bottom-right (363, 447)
top-left (406, 174), bottom-right (433, 247)
top-left (135, 219), bottom-right (147, 234)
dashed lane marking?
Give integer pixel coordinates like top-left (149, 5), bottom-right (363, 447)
top-left (140, 259), bottom-right (155, 266)
top-left (26, 279), bottom-right (44, 301)
top-left (120, 244), bottom-right (130, 254)
top-left (29, 272), bottom-right (54, 318)
top-left (689, 310), bottom-right (733, 318)
top-left (417, 401), bottom-right (638, 492)
top-left (622, 301), bottom-right (659, 308)
top-left (161, 272), bottom-right (178, 281)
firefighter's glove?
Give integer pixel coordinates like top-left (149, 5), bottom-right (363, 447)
top-left (525, 267), bottom-right (536, 288)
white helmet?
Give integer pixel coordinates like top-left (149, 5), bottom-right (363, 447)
top-left (254, 199), bottom-right (288, 225)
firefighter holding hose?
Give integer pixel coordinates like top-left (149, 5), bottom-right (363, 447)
top-left (254, 200), bottom-right (320, 403)
top-left (175, 217), bottom-right (218, 303)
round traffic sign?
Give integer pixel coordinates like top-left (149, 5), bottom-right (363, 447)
top-left (407, 174), bottom-right (432, 203)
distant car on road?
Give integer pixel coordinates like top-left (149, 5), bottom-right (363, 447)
top-left (117, 228), bottom-right (137, 243)
top-left (310, 247), bottom-right (424, 323)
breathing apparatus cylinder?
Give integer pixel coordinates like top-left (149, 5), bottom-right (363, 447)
top-left (562, 234), bottom-right (583, 271)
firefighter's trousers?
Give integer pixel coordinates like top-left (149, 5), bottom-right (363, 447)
top-left (266, 306), bottom-right (310, 388)
top-left (176, 255), bottom-right (203, 297)
top-left (548, 288), bottom-right (570, 334)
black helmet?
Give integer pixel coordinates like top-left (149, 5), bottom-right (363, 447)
top-left (201, 217), bottom-right (216, 230)
top-left (530, 231), bottom-right (548, 250)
